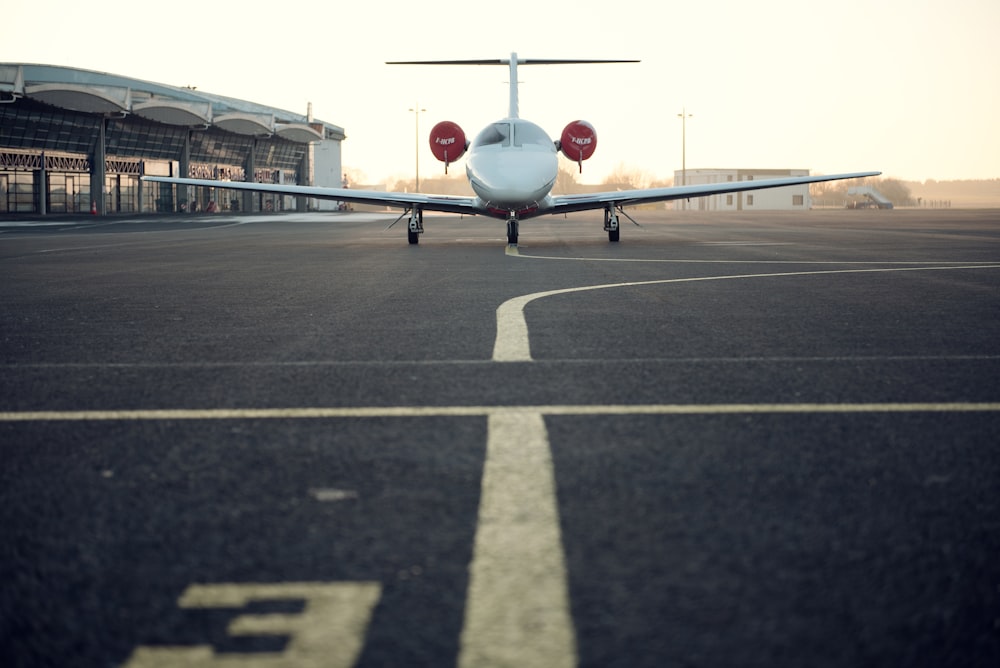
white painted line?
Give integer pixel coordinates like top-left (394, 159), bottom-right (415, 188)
top-left (492, 264), bottom-right (1000, 362)
top-left (511, 250), bottom-right (996, 265)
top-left (459, 411), bottom-right (576, 668)
top-left (5, 353), bottom-right (1000, 370)
top-left (699, 241), bottom-right (793, 246)
top-left (2, 403), bottom-right (999, 422)
top-left (493, 293), bottom-right (535, 362)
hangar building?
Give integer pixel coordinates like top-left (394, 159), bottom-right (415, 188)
top-left (0, 64), bottom-right (345, 216)
top-left (674, 168), bottom-right (812, 211)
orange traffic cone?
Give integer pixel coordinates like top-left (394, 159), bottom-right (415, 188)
top-left (90, 200), bottom-right (97, 215)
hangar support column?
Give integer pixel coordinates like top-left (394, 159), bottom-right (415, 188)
top-left (298, 149), bottom-right (310, 212)
top-left (38, 152), bottom-right (47, 216)
top-left (177, 132), bottom-right (191, 212)
top-left (91, 119), bottom-right (106, 215)
top-left (244, 139), bottom-right (256, 213)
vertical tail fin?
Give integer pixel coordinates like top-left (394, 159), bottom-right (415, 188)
top-left (507, 53), bottom-right (519, 119)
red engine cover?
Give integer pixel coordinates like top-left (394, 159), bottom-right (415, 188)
top-left (559, 120), bottom-right (597, 163)
top-left (429, 121), bottom-right (468, 166)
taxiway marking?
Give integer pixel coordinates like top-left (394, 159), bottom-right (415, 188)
top-left (3, 403), bottom-right (999, 422)
top-left (510, 249), bottom-right (996, 265)
top-left (6, 401), bottom-right (998, 667)
top-left (459, 411), bottom-right (576, 667)
top-left (492, 264), bottom-right (1000, 362)
top-left (125, 582), bottom-right (381, 667)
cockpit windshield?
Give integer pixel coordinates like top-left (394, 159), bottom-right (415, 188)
top-left (474, 123), bottom-right (511, 148)
top-left (512, 121), bottom-right (551, 147)
top-left (473, 121), bottom-right (552, 149)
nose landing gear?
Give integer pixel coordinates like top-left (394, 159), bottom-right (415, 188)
top-left (506, 215), bottom-right (519, 245)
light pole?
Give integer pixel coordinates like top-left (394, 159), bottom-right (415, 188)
top-left (677, 106), bottom-right (692, 186)
top-left (677, 107), bottom-right (692, 210)
top-left (409, 103), bottom-right (426, 192)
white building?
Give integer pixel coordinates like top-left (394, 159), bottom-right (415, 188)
top-left (673, 169), bottom-right (812, 211)
top-left (311, 138), bottom-right (345, 211)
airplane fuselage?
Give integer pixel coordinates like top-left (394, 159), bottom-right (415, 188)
top-left (466, 118), bottom-right (557, 214)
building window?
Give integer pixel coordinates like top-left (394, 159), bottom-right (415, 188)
top-left (747, 195), bottom-right (754, 206)
top-left (793, 194), bottom-right (804, 206)
top-left (726, 194), bottom-right (733, 206)
top-left (4, 171), bottom-right (36, 213)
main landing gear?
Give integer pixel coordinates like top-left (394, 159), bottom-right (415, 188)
top-left (506, 216), bottom-right (519, 245)
top-left (604, 204), bottom-right (641, 242)
top-left (407, 208), bottom-right (424, 245)
top-left (604, 205), bottom-right (620, 242)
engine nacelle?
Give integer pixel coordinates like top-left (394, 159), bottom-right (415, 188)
top-left (558, 120), bottom-right (597, 172)
top-left (429, 121), bottom-right (468, 173)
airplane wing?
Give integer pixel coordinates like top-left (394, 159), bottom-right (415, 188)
top-left (141, 176), bottom-right (481, 216)
top-left (144, 171), bottom-right (880, 219)
top-left (545, 171), bottom-right (882, 216)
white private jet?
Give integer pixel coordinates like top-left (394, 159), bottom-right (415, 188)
top-left (143, 53), bottom-right (880, 245)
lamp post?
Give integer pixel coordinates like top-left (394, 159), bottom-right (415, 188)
top-left (409, 103), bottom-right (426, 192)
top-left (677, 107), bottom-right (692, 186)
top-left (677, 106), bottom-right (692, 210)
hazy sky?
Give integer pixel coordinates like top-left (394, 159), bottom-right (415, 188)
top-left (5, 0), bottom-right (998, 185)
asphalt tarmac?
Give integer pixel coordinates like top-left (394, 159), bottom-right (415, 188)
top-left (1, 208), bottom-right (999, 667)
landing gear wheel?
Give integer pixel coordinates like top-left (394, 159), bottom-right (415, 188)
top-left (605, 206), bottom-right (620, 243)
top-left (506, 219), bottom-right (519, 245)
top-left (407, 208), bottom-right (423, 245)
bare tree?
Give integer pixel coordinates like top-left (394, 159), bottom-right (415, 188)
top-left (602, 162), bottom-right (655, 190)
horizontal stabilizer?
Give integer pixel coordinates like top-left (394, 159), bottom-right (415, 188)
top-left (387, 53), bottom-right (639, 119)
top-left (385, 58), bottom-right (639, 65)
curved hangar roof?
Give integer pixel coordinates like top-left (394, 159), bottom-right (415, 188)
top-left (0, 63), bottom-right (343, 143)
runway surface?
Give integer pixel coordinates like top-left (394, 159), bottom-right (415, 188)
top-left (2, 208), bottom-right (999, 667)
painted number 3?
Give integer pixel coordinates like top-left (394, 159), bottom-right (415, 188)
top-left (125, 582), bottom-right (381, 668)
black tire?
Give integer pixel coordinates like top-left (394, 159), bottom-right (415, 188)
top-left (609, 228), bottom-right (620, 242)
top-left (408, 230), bottom-right (419, 245)
top-left (507, 220), bottom-right (518, 245)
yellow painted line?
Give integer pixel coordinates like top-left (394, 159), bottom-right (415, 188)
top-left (491, 264), bottom-right (1000, 362)
top-left (460, 412), bottom-right (576, 667)
top-left (2, 403), bottom-right (999, 422)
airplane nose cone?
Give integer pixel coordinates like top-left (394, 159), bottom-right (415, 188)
top-left (468, 150), bottom-right (557, 207)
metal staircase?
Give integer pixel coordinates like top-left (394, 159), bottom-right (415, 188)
top-left (847, 186), bottom-right (893, 209)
